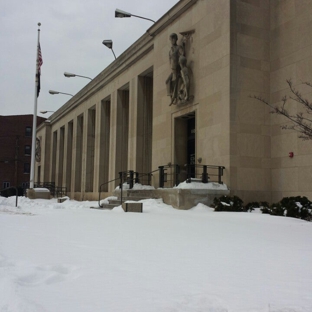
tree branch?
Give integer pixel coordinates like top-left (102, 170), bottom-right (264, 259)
top-left (250, 80), bottom-right (312, 140)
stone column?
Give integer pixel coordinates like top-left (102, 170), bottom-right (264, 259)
top-left (128, 77), bottom-right (138, 170)
top-left (74, 114), bottom-right (84, 194)
top-left (109, 90), bottom-right (119, 189)
top-left (85, 107), bottom-right (96, 192)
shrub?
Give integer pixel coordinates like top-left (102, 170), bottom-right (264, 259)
top-left (0, 187), bottom-right (16, 197)
top-left (213, 195), bottom-right (244, 212)
top-left (212, 196), bottom-right (312, 221)
top-left (245, 201), bottom-right (270, 213)
top-left (269, 202), bottom-right (285, 216)
top-left (280, 196), bottom-right (312, 221)
top-left (261, 196), bottom-right (312, 221)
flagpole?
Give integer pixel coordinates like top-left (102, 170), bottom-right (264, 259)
top-left (29, 23), bottom-right (41, 189)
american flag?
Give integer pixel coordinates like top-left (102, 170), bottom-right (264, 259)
top-left (37, 43), bottom-right (43, 97)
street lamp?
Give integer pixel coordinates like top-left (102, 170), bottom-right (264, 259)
top-left (40, 110), bottom-right (54, 114)
top-left (64, 72), bottom-right (92, 80)
top-left (102, 40), bottom-right (117, 60)
top-left (49, 90), bottom-right (73, 97)
top-left (115, 8), bottom-right (155, 23)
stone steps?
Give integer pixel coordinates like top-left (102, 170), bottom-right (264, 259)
top-left (98, 196), bottom-right (150, 209)
top-left (98, 203), bottom-right (120, 209)
top-left (95, 186), bottom-right (229, 210)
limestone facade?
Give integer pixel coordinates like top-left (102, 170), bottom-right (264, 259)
top-left (36, 0), bottom-right (312, 203)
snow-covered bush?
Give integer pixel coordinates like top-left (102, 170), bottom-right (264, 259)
top-left (212, 195), bottom-right (244, 212)
top-left (261, 196), bottom-right (312, 221)
top-left (245, 201), bottom-right (269, 213)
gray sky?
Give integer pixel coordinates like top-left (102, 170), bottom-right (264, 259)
top-left (1, 0), bottom-right (179, 117)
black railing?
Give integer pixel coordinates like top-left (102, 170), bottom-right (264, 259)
top-left (98, 164), bottom-right (225, 208)
top-left (158, 164), bottom-right (225, 187)
top-left (98, 169), bottom-right (158, 208)
top-left (158, 164), bottom-right (181, 187)
top-left (98, 176), bottom-right (121, 208)
top-left (34, 182), bottom-right (67, 198)
top-left (126, 169), bottom-right (156, 188)
top-left (54, 187), bottom-right (67, 198)
top-left (184, 164), bottom-right (225, 184)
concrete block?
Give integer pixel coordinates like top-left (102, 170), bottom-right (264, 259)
top-left (57, 197), bottom-right (68, 203)
top-left (122, 202), bottom-right (143, 213)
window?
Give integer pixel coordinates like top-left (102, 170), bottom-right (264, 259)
top-left (24, 163), bottom-right (30, 174)
top-left (25, 126), bottom-right (32, 137)
top-left (3, 182), bottom-right (10, 189)
top-left (25, 145), bottom-right (31, 156)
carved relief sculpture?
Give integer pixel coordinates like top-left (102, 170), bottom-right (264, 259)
top-left (178, 55), bottom-right (190, 102)
top-left (166, 31), bottom-right (193, 105)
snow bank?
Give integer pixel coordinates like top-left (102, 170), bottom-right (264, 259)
top-left (0, 196), bottom-right (311, 312)
top-left (174, 180), bottom-right (228, 190)
top-left (115, 183), bottom-right (155, 190)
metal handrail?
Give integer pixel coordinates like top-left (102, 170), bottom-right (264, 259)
top-left (34, 183), bottom-right (67, 198)
top-left (158, 164), bottom-right (225, 187)
top-left (98, 169), bottom-right (159, 208)
top-left (184, 164), bottom-right (225, 184)
top-left (130, 168), bottom-right (158, 186)
top-left (97, 164), bottom-right (226, 208)
top-left (98, 177), bottom-right (121, 208)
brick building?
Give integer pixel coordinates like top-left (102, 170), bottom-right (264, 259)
top-left (0, 115), bottom-right (46, 190)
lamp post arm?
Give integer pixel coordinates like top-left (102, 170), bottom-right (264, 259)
top-left (75, 74), bottom-right (92, 80)
top-left (60, 92), bottom-right (74, 97)
top-left (111, 49), bottom-right (117, 60)
top-left (49, 90), bottom-right (73, 96)
top-left (131, 13), bottom-right (155, 23)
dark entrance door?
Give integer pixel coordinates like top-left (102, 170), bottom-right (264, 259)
top-left (187, 117), bottom-right (195, 178)
top-left (174, 112), bottom-right (196, 184)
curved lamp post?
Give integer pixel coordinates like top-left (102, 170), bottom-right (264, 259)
top-left (102, 40), bottom-right (117, 60)
top-left (64, 72), bottom-right (92, 80)
top-left (115, 8), bottom-right (155, 23)
top-left (40, 110), bottom-right (55, 114)
top-left (49, 90), bottom-right (73, 97)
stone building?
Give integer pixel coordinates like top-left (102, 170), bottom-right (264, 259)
top-left (36, 0), bottom-right (312, 203)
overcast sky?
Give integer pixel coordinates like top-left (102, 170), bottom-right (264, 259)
top-left (1, 0), bottom-right (179, 117)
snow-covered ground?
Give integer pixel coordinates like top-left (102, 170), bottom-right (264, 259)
top-left (0, 196), bottom-right (312, 312)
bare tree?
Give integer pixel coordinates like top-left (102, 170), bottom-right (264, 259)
top-left (251, 79), bottom-right (312, 140)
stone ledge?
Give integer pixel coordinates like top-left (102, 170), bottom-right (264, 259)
top-left (114, 188), bottom-right (230, 210)
top-left (27, 188), bottom-right (51, 200)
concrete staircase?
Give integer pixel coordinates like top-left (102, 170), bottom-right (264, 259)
top-left (98, 191), bottom-right (156, 209)
top-left (93, 185), bottom-right (230, 210)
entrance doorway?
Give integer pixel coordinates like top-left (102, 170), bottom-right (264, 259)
top-left (174, 112), bottom-right (196, 182)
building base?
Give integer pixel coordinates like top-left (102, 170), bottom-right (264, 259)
top-left (114, 188), bottom-right (230, 210)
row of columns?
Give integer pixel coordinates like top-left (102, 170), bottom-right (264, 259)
top-left (39, 74), bottom-right (153, 200)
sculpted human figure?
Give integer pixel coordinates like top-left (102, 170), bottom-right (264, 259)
top-left (166, 33), bottom-right (184, 105)
top-left (179, 55), bottom-right (190, 101)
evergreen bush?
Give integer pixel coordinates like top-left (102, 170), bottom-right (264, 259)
top-left (245, 201), bottom-right (270, 213)
top-left (268, 202), bottom-right (285, 216)
top-left (212, 196), bottom-right (312, 221)
top-left (213, 195), bottom-right (244, 212)
top-left (261, 196), bottom-right (312, 221)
